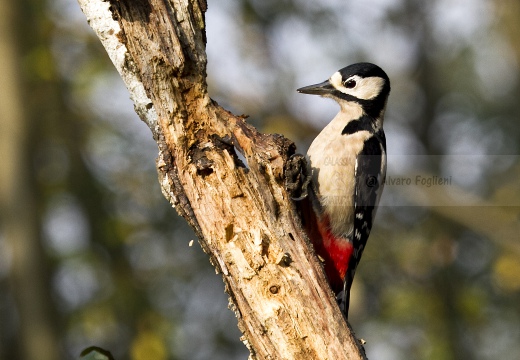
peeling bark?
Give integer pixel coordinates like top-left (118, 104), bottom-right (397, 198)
top-left (77, 0), bottom-right (367, 358)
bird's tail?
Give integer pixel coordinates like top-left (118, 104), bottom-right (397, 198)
top-left (338, 268), bottom-right (355, 318)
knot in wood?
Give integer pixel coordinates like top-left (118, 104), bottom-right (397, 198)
top-left (191, 146), bottom-right (214, 177)
top-left (269, 285), bottom-right (279, 294)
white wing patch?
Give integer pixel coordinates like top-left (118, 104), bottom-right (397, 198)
top-left (329, 71), bottom-right (385, 101)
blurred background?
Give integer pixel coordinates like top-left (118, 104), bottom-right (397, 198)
top-left (0, 0), bottom-right (519, 359)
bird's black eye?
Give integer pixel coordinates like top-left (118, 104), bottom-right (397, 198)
top-left (345, 79), bottom-right (356, 88)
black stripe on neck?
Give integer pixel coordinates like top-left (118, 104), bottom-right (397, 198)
top-left (342, 115), bottom-right (378, 135)
top-left (331, 88), bottom-right (389, 119)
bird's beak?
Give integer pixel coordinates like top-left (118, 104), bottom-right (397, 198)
top-left (297, 80), bottom-right (334, 95)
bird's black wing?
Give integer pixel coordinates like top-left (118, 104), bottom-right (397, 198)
top-left (338, 130), bottom-right (386, 315)
top-left (350, 130), bottom-right (386, 276)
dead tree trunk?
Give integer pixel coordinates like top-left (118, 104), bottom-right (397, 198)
top-left (77, 0), bottom-right (367, 359)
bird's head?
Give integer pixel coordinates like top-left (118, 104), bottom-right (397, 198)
top-left (297, 62), bottom-right (390, 119)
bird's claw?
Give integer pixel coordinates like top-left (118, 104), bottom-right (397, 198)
top-left (284, 154), bottom-right (312, 201)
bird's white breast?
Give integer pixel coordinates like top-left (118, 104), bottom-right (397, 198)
top-left (307, 109), bottom-right (372, 238)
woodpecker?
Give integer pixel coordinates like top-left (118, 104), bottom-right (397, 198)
top-left (296, 62), bottom-right (390, 317)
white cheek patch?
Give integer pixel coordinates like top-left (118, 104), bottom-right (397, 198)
top-left (353, 76), bottom-right (385, 99)
top-left (329, 73), bottom-right (385, 100)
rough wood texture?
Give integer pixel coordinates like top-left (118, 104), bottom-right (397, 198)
top-left (77, 0), bottom-right (367, 358)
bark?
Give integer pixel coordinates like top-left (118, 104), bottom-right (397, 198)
top-left (77, 0), bottom-right (367, 359)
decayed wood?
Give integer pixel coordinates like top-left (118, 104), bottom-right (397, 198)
top-left (77, 0), bottom-right (367, 358)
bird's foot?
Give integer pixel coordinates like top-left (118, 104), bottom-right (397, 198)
top-left (284, 154), bottom-right (312, 201)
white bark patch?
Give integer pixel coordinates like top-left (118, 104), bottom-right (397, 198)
top-left (77, 0), bottom-right (157, 128)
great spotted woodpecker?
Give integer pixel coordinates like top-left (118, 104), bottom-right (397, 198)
top-left (295, 62), bottom-right (390, 317)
